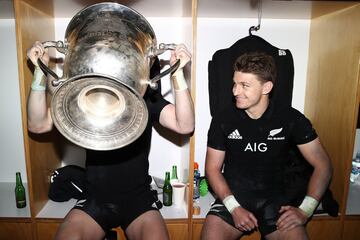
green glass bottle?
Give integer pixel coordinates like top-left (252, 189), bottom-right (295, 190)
top-left (15, 172), bottom-right (26, 208)
top-left (170, 165), bottom-right (179, 185)
top-left (162, 171), bottom-right (172, 206)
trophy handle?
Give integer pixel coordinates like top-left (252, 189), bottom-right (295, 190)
top-left (148, 43), bottom-right (180, 90)
top-left (37, 41), bottom-right (67, 86)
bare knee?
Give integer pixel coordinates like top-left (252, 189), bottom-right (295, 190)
top-left (55, 209), bottom-right (105, 240)
top-left (201, 215), bottom-right (243, 240)
top-left (126, 210), bottom-right (168, 240)
top-left (55, 219), bottom-right (87, 240)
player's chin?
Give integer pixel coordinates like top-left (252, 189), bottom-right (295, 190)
top-left (235, 100), bottom-right (247, 109)
top-left (236, 105), bottom-right (247, 110)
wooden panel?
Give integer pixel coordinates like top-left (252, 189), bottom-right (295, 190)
top-left (167, 223), bottom-right (189, 240)
top-left (19, 0), bottom-right (54, 16)
top-left (0, 221), bottom-right (33, 240)
top-left (311, 2), bottom-right (358, 19)
top-left (36, 222), bottom-right (60, 240)
top-left (192, 222), bottom-right (203, 240)
top-left (13, 0), bottom-right (60, 218)
top-left (307, 218), bottom-right (341, 240)
top-left (343, 218), bottom-right (360, 240)
top-left (241, 233), bottom-right (261, 240)
top-left (305, 4), bottom-right (360, 214)
top-left (115, 227), bottom-right (127, 240)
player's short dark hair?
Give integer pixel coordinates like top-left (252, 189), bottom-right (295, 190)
top-left (234, 52), bottom-right (276, 84)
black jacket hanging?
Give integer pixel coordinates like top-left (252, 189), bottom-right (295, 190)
top-left (208, 35), bottom-right (294, 117)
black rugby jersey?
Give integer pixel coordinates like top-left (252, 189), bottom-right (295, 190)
top-left (85, 87), bottom-right (170, 202)
top-left (84, 58), bottom-right (170, 202)
top-left (207, 102), bottom-right (317, 198)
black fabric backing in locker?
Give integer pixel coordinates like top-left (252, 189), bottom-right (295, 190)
top-left (208, 35), bottom-right (294, 117)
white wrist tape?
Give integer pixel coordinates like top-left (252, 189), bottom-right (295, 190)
top-left (171, 70), bottom-right (188, 91)
top-left (223, 195), bottom-right (241, 214)
top-left (299, 196), bottom-right (319, 218)
top-left (31, 66), bottom-right (46, 91)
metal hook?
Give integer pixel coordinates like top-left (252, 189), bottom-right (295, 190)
top-left (249, 0), bottom-right (262, 36)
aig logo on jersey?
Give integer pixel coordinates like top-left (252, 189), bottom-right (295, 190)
top-left (244, 142), bottom-right (267, 152)
top-left (267, 128), bottom-right (285, 140)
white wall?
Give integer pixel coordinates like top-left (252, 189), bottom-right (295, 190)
top-left (54, 17), bottom-right (192, 182)
top-left (0, 19), bottom-right (27, 182)
top-left (195, 18), bottom-right (311, 174)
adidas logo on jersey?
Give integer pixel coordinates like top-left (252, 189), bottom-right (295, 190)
top-left (278, 49), bottom-right (287, 56)
top-left (228, 129), bottom-right (242, 139)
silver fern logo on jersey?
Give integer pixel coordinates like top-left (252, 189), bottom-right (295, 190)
top-left (267, 128), bottom-right (285, 140)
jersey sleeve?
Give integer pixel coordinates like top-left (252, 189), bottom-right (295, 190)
top-left (291, 110), bottom-right (318, 145)
top-left (146, 87), bottom-right (170, 123)
top-left (207, 115), bottom-right (226, 151)
top-left (146, 57), bottom-right (171, 123)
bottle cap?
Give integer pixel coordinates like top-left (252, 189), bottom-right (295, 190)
top-left (194, 162), bottom-right (199, 170)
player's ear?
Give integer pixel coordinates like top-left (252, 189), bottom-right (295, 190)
top-left (262, 81), bottom-right (273, 95)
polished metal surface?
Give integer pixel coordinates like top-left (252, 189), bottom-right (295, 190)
top-left (62, 2), bottom-right (156, 97)
top-left (51, 75), bottom-right (148, 151)
top-left (47, 2), bottom-right (166, 150)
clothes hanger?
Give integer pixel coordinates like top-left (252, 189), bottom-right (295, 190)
top-left (248, 0), bottom-right (262, 36)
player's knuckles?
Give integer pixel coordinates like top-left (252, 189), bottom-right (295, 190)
top-left (283, 222), bottom-right (293, 230)
top-left (278, 215), bottom-right (287, 223)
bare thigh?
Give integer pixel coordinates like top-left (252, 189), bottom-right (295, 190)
top-left (201, 215), bottom-right (243, 240)
top-left (125, 210), bottom-right (169, 240)
top-left (265, 226), bottom-right (308, 240)
top-left (55, 209), bottom-right (105, 240)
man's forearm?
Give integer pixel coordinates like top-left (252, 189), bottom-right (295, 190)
top-left (206, 168), bottom-right (243, 214)
top-left (299, 160), bottom-right (332, 217)
top-left (306, 164), bottom-right (332, 201)
top-left (206, 168), bottom-right (233, 201)
top-left (27, 89), bottom-right (52, 133)
top-left (173, 89), bottom-right (194, 133)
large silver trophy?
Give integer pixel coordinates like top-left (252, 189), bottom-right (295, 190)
top-left (38, 2), bottom-right (179, 151)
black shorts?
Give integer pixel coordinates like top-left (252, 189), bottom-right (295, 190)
top-left (73, 186), bottom-right (160, 232)
top-left (207, 195), bottom-right (290, 236)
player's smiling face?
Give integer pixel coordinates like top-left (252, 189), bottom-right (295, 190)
top-left (232, 71), bottom-right (266, 110)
